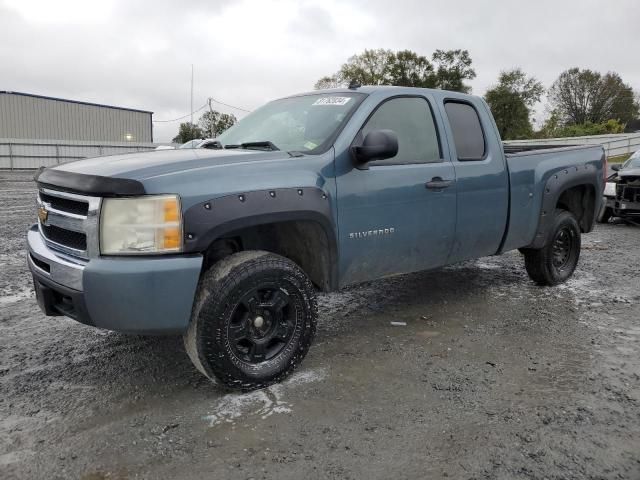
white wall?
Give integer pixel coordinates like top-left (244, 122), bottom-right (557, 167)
top-left (0, 138), bottom-right (167, 169)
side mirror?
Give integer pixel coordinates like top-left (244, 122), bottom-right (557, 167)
top-left (611, 164), bottom-right (620, 171)
top-left (352, 129), bottom-right (398, 165)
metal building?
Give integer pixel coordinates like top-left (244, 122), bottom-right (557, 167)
top-left (0, 91), bottom-right (153, 142)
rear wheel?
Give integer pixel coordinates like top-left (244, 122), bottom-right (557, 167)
top-left (523, 209), bottom-right (581, 286)
top-left (184, 251), bottom-right (317, 390)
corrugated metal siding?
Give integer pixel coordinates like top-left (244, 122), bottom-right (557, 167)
top-left (0, 92), bottom-right (152, 142)
top-left (0, 138), bottom-right (161, 169)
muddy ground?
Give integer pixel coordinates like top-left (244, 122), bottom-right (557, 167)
top-left (1, 170), bottom-right (639, 480)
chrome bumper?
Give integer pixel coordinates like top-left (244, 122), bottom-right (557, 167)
top-left (28, 224), bottom-right (204, 334)
top-left (27, 225), bottom-right (85, 291)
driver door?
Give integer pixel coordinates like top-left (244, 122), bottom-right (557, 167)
top-left (336, 95), bottom-right (457, 286)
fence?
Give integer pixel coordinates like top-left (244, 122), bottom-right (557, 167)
top-left (2, 132), bottom-right (639, 169)
top-left (505, 132), bottom-right (640, 159)
top-left (0, 138), bottom-right (169, 169)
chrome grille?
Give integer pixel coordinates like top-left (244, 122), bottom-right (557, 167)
top-left (39, 191), bottom-right (89, 216)
top-left (37, 188), bottom-right (101, 259)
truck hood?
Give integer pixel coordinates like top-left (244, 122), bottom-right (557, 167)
top-left (52, 148), bottom-right (287, 181)
top-left (619, 167), bottom-right (640, 178)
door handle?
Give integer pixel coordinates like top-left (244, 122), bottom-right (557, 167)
top-left (425, 177), bottom-right (453, 190)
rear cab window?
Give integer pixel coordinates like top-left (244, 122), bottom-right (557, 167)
top-left (444, 101), bottom-right (486, 161)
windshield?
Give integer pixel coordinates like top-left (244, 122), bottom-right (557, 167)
top-left (216, 92), bottom-right (365, 153)
top-left (622, 150), bottom-right (640, 169)
top-left (179, 139), bottom-right (202, 149)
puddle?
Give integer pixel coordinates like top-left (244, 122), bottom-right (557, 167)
top-left (202, 368), bottom-right (327, 427)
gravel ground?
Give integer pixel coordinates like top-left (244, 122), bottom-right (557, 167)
top-left (1, 170), bottom-right (639, 480)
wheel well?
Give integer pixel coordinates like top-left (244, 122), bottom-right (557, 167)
top-left (556, 184), bottom-right (596, 232)
top-left (201, 220), bottom-right (335, 291)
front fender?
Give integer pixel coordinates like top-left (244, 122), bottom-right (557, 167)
top-left (181, 188), bottom-right (338, 287)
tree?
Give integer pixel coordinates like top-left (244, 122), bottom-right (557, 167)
top-left (172, 122), bottom-right (203, 144)
top-left (484, 68), bottom-right (544, 139)
top-left (199, 110), bottom-right (237, 137)
top-left (337, 48), bottom-right (396, 86)
top-left (536, 116), bottom-right (626, 138)
top-left (548, 68), bottom-right (639, 125)
top-left (431, 49), bottom-right (476, 93)
top-left (485, 89), bottom-right (532, 140)
top-left (314, 75), bottom-right (342, 89)
top-left (388, 50), bottom-right (434, 87)
top-left (314, 48), bottom-right (476, 93)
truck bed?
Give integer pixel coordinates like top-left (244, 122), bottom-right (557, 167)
top-left (499, 143), bottom-right (605, 253)
top-left (503, 143), bottom-right (581, 155)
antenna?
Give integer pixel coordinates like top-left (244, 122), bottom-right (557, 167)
top-left (190, 64), bottom-right (194, 125)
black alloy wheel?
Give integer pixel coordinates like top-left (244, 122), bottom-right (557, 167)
top-left (229, 287), bottom-right (296, 363)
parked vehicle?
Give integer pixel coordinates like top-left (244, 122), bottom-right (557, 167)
top-left (178, 138), bottom-right (221, 149)
top-left (178, 139), bottom-right (201, 149)
top-left (598, 151), bottom-right (640, 223)
top-left (28, 86), bottom-right (605, 389)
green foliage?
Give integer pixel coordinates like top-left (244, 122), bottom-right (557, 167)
top-left (172, 122), bottom-right (203, 144)
top-left (388, 50), bottom-right (434, 87)
top-left (536, 115), bottom-right (626, 138)
top-left (484, 69), bottom-right (544, 140)
top-left (199, 110), bottom-right (237, 138)
top-left (314, 75), bottom-right (342, 89)
top-left (485, 88), bottom-right (532, 139)
top-left (314, 48), bottom-right (476, 93)
top-left (431, 49), bottom-right (476, 93)
top-left (549, 68), bottom-right (639, 125)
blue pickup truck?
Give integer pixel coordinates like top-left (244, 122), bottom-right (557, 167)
top-left (29, 86), bottom-right (605, 389)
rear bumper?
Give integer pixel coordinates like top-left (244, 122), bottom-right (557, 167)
top-left (27, 225), bottom-right (203, 334)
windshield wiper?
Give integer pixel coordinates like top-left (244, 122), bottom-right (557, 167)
top-left (224, 141), bottom-right (280, 151)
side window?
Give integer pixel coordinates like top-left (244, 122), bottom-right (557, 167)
top-left (361, 97), bottom-right (441, 164)
top-left (444, 101), bottom-right (486, 160)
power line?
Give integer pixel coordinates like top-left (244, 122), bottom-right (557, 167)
top-left (152, 97), bottom-right (252, 123)
top-left (153, 103), bottom-right (207, 123)
top-left (210, 97), bottom-right (252, 113)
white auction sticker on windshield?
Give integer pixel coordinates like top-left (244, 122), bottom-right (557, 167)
top-left (312, 97), bottom-right (351, 106)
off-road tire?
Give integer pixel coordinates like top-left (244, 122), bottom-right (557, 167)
top-left (523, 209), bottom-right (581, 286)
top-left (184, 251), bottom-right (317, 390)
top-left (597, 204), bottom-right (613, 224)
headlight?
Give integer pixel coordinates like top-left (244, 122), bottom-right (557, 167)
top-left (604, 182), bottom-right (616, 197)
top-left (100, 195), bottom-right (182, 254)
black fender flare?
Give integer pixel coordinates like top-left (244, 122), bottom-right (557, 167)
top-left (528, 163), bottom-right (600, 249)
top-left (182, 187), bottom-right (338, 289)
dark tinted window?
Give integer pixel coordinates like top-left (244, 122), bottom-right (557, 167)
top-left (362, 97), bottom-right (440, 164)
top-left (444, 101), bottom-right (486, 160)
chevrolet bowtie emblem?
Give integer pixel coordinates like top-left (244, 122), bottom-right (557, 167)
top-left (38, 204), bottom-right (48, 223)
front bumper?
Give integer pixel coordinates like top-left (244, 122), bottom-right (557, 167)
top-left (614, 200), bottom-right (640, 216)
top-left (603, 196), bottom-right (616, 209)
top-left (27, 225), bottom-right (203, 334)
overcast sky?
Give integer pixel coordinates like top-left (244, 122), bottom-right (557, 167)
top-left (1, 0), bottom-right (639, 142)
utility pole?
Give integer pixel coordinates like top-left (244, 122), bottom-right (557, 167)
top-left (207, 97), bottom-right (215, 138)
top-left (207, 97), bottom-right (214, 137)
top-left (190, 64), bottom-right (194, 125)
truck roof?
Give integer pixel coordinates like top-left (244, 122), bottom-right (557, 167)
top-left (288, 85), bottom-right (478, 101)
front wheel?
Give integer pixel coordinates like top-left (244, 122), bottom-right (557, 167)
top-left (184, 251), bottom-right (317, 390)
top-left (523, 209), bottom-right (581, 286)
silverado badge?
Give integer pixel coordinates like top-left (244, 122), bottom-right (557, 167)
top-left (38, 204), bottom-right (48, 223)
